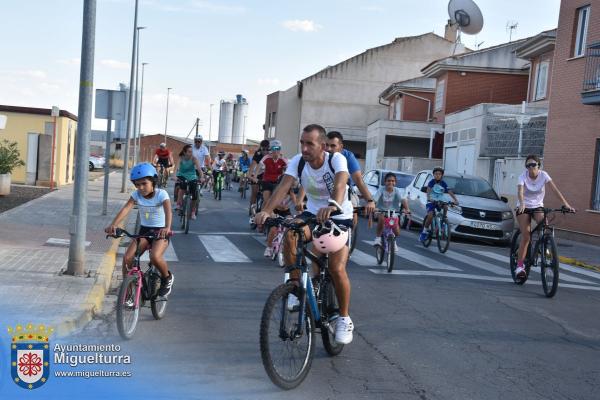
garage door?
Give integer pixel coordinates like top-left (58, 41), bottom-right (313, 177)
top-left (444, 147), bottom-right (457, 173)
top-left (457, 144), bottom-right (475, 175)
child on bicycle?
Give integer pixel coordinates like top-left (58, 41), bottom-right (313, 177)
top-left (372, 172), bottom-right (411, 251)
top-left (104, 163), bottom-right (174, 297)
top-left (419, 167), bottom-right (459, 242)
top-left (264, 176), bottom-right (298, 258)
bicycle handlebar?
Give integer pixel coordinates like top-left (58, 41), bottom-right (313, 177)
top-left (105, 228), bottom-right (173, 240)
top-left (522, 206), bottom-right (575, 215)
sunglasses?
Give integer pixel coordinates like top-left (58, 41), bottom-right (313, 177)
top-left (526, 163), bottom-right (538, 168)
top-left (271, 147), bottom-right (281, 151)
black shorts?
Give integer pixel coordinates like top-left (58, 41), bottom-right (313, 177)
top-left (515, 206), bottom-right (544, 216)
top-left (177, 177), bottom-right (198, 200)
top-left (157, 158), bottom-right (170, 168)
top-left (274, 208), bottom-right (291, 217)
top-left (261, 181), bottom-right (277, 192)
top-left (138, 226), bottom-right (170, 245)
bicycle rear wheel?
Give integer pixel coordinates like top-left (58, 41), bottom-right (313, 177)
top-left (387, 236), bottom-right (395, 273)
top-left (184, 195), bottom-right (192, 234)
top-left (116, 275), bottom-right (140, 340)
top-left (320, 277), bottom-right (344, 356)
top-left (436, 218), bottom-right (451, 253)
top-left (260, 283), bottom-right (315, 390)
top-left (540, 235), bottom-right (559, 298)
top-left (349, 223), bottom-right (358, 255)
top-left (509, 230), bottom-right (531, 285)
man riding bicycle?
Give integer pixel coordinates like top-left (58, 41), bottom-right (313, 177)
top-left (153, 143), bottom-right (174, 181)
top-left (192, 134), bottom-right (211, 194)
top-left (255, 124), bottom-right (355, 345)
top-left (238, 150), bottom-right (251, 191)
top-left (212, 151), bottom-right (228, 185)
top-left (249, 139), bottom-right (271, 211)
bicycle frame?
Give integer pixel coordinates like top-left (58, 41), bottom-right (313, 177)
top-left (523, 210), bottom-right (554, 266)
top-left (381, 210), bottom-right (399, 252)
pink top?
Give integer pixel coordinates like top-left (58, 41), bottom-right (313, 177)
top-left (518, 170), bottom-right (552, 208)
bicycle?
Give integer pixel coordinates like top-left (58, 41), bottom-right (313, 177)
top-left (265, 216), bottom-right (291, 267)
top-left (249, 181), bottom-right (264, 230)
top-left (177, 178), bottom-right (195, 234)
top-left (224, 170), bottom-right (232, 191)
top-left (213, 170), bottom-right (225, 200)
top-left (509, 206), bottom-right (574, 298)
top-left (422, 200), bottom-right (453, 253)
top-left (373, 209), bottom-right (405, 273)
top-left (238, 171), bottom-right (249, 199)
top-left (260, 216), bottom-right (344, 390)
top-left (106, 228), bottom-right (170, 340)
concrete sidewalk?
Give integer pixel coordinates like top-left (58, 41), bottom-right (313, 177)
top-left (0, 171), bottom-right (135, 337)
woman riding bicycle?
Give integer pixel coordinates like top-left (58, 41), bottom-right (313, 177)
top-left (259, 140), bottom-right (287, 208)
top-left (372, 172), bottom-right (411, 251)
top-left (238, 150), bottom-right (251, 190)
top-left (515, 155), bottom-right (575, 279)
top-left (174, 144), bottom-right (203, 220)
top-left (104, 163), bottom-right (174, 297)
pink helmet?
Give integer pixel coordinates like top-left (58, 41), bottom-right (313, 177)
top-left (312, 220), bottom-right (349, 254)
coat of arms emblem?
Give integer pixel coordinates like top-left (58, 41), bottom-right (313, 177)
top-left (8, 323), bottom-right (53, 390)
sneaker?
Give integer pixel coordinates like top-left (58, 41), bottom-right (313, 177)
top-left (393, 242), bottom-right (399, 252)
top-left (124, 297), bottom-right (135, 308)
top-left (264, 247), bottom-right (273, 258)
top-left (158, 272), bottom-right (174, 297)
top-left (335, 316), bottom-right (354, 344)
top-left (191, 210), bottom-right (196, 220)
top-left (374, 237), bottom-right (382, 246)
top-left (515, 263), bottom-right (527, 279)
top-left (287, 294), bottom-right (300, 311)
top-left (419, 231), bottom-right (428, 242)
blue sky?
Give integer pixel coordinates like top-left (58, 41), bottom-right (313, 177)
top-left (0, 0), bottom-right (560, 141)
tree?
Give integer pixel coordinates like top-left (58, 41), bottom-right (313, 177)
top-left (0, 140), bottom-right (25, 175)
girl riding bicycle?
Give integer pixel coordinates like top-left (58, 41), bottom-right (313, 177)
top-left (372, 172), bottom-right (411, 251)
top-left (264, 176), bottom-right (298, 258)
top-left (174, 144), bottom-right (204, 220)
top-left (104, 163), bottom-right (174, 297)
top-left (515, 155), bottom-right (575, 279)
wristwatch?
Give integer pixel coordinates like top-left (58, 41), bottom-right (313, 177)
top-left (367, 199), bottom-right (374, 203)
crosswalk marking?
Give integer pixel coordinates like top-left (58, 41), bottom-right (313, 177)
top-left (470, 250), bottom-right (597, 285)
top-left (139, 241), bottom-right (179, 262)
top-left (420, 246), bottom-right (507, 275)
top-left (350, 249), bottom-right (378, 266)
top-left (362, 240), bottom-right (461, 271)
top-left (198, 235), bottom-right (251, 262)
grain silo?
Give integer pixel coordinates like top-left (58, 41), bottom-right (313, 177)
top-left (218, 100), bottom-right (234, 143)
top-left (232, 94), bottom-right (248, 145)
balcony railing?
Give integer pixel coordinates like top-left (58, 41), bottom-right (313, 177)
top-left (582, 42), bottom-right (600, 105)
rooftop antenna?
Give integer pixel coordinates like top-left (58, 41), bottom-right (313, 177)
top-left (474, 37), bottom-right (485, 50)
top-left (448, 0), bottom-right (484, 54)
top-left (506, 21), bottom-right (518, 42)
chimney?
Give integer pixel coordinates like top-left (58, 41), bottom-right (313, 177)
top-left (444, 20), bottom-right (457, 43)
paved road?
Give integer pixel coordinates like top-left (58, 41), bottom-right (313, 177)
top-left (75, 184), bottom-right (600, 400)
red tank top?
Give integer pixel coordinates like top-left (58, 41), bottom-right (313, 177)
top-left (261, 156), bottom-right (287, 183)
top-left (155, 148), bottom-right (170, 159)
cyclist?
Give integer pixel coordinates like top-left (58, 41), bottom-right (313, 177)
top-left (192, 135), bottom-right (211, 194)
top-left (226, 153), bottom-right (236, 189)
top-left (326, 130), bottom-right (376, 220)
top-left (259, 140), bottom-right (288, 209)
top-left (249, 139), bottom-right (271, 210)
top-left (255, 124), bottom-right (355, 345)
top-left (238, 150), bottom-right (251, 192)
top-left (372, 172), bottom-right (411, 251)
top-left (104, 163), bottom-right (174, 297)
top-left (264, 175), bottom-right (298, 258)
top-left (174, 144), bottom-right (204, 220)
top-left (212, 151), bottom-right (228, 193)
top-left (153, 143), bottom-right (174, 181)
top-left (514, 155), bottom-right (575, 279)
top-left (419, 167), bottom-right (459, 242)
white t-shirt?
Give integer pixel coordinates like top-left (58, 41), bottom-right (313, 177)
top-left (373, 187), bottom-right (404, 210)
top-left (131, 189), bottom-right (170, 228)
top-left (518, 170), bottom-right (552, 208)
top-left (285, 152), bottom-right (353, 220)
top-left (192, 145), bottom-right (209, 167)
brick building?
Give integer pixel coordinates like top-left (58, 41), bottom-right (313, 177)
top-left (421, 40), bottom-right (530, 124)
top-left (515, 29), bottom-right (557, 106)
top-left (543, 0), bottom-right (600, 242)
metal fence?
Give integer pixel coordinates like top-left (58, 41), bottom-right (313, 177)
top-left (583, 42), bottom-right (600, 92)
top-left (484, 104), bottom-right (548, 157)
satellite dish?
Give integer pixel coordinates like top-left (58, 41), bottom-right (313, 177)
top-left (448, 0), bottom-right (484, 35)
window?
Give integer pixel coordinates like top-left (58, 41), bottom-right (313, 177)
top-left (362, 171), bottom-right (373, 185)
top-left (593, 139), bottom-right (600, 210)
top-left (574, 5), bottom-right (590, 57)
top-left (414, 172), bottom-right (428, 189)
top-left (534, 61), bottom-right (549, 100)
top-left (368, 171), bottom-right (380, 186)
top-left (394, 96), bottom-right (402, 120)
top-left (434, 79), bottom-right (445, 112)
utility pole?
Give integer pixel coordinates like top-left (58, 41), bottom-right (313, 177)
top-left (137, 62), bottom-right (148, 162)
top-left (66, 0), bottom-right (96, 276)
top-left (196, 117), bottom-right (199, 137)
top-left (132, 26), bottom-right (146, 165)
top-left (121, 0), bottom-right (139, 193)
top-left (164, 87), bottom-right (172, 143)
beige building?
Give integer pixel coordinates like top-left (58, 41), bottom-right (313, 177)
top-left (0, 105), bottom-right (78, 186)
top-left (264, 32), bottom-right (466, 159)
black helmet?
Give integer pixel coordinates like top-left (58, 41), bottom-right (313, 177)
top-left (432, 166), bottom-right (445, 174)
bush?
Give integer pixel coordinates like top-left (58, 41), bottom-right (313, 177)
top-left (0, 140), bottom-right (25, 174)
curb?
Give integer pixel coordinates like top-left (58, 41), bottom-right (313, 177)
top-left (559, 256), bottom-right (600, 273)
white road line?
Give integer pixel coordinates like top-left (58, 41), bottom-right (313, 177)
top-left (252, 235), bottom-right (266, 247)
top-left (559, 263), bottom-right (600, 279)
top-left (140, 241), bottom-right (179, 262)
top-left (362, 240), bottom-right (461, 271)
top-left (198, 235), bottom-right (251, 262)
top-left (470, 250), bottom-right (597, 285)
top-left (367, 270), bottom-right (600, 291)
top-left (420, 246), bottom-right (507, 275)
top-left (350, 249), bottom-right (378, 266)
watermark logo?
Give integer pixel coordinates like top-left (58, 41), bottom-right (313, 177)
top-left (7, 323), bottom-right (53, 390)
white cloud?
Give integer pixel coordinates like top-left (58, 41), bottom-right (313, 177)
top-left (281, 20), bottom-right (322, 32)
top-left (257, 78), bottom-right (280, 86)
top-left (100, 59), bottom-right (130, 70)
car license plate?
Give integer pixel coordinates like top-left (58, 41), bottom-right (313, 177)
top-left (471, 221), bottom-right (499, 230)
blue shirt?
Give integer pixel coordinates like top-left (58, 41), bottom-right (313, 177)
top-left (427, 179), bottom-right (449, 202)
top-left (340, 149), bottom-right (360, 186)
top-left (131, 189), bottom-right (169, 228)
top-left (238, 156), bottom-right (251, 172)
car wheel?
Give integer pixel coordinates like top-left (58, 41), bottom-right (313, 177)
top-left (89, 162), bottom-right (94, 171)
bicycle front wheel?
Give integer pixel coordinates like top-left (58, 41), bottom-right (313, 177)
top-left (184, 195), bottom-right (191, 234)
top-left (437, 219), bottom-right (451, 253)
top-left (540, 235), bottom-right (559, 298)
top-left (349, 222), bottom-right (358, 255)
top-left (387, 236), bottom-right (395, 273)
top-left (116, 275), bottom-right (140, 340)
top-left (260, 283), bottom-right (315, 390)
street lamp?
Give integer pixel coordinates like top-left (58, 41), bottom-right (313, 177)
top-left (132, 25), bottom-right (146, 165)
top-left (137, 62), bottom-right (148, 162)
top-left (209, 103), bottom-right (214, 140)
top-left (164, 87), bottom-right (172, 143)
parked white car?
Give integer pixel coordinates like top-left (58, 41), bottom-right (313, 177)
top-left (89, 155), bottom-right (105, 171)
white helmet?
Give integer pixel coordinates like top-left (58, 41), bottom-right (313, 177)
top-left (159, 142), bottom-right (166, 148)
top-left (194, 134), bottom-right (203, 141)
top-left (270, 139), bottom-right (282, 150)
top-left (311, 220), bottom-right (349, 254)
